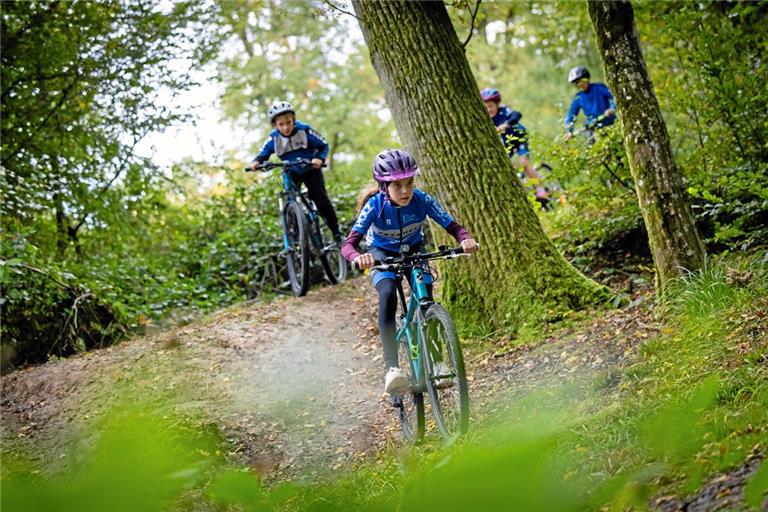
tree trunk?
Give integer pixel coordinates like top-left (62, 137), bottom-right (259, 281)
top-left (588, 0), bottom-right (705, 293)
top-left (352, 0), bottom-right (608, 331)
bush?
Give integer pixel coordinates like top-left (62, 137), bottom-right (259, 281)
top-left (1, 232), bottom-right (127, 371)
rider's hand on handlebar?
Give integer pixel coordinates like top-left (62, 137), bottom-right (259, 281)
top-left (603, 108), bottom-right (615, 118)
top-left (563, 132), bottom-right (574, 142)
top-left (460, 238), bottom-right (479, 254)
top-left (353, 253), bottom-right (375, 271)
top-left (310, 158), bottom-right (324, 170)
top-left (249, 161), bottom-right (261, 172)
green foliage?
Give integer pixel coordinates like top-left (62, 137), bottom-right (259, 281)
top-left (634, 1), bottom-right (768, 251)
top-left (0, 232), bottom-right (127, 371)
top-left (537, 127), bottom-right (643, 259)
top-left (1, 406), bottom-right (222, 512)
top-left (216, 0), bottom-right (396, 163)
top-left (1, 0), bottom-right (221, 232)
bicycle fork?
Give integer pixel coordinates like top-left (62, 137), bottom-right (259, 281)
top-left (277, 195), bottom-right (292, 255)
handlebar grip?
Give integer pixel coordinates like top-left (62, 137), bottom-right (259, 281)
top-left (353, 258), bottom-right (382, 271)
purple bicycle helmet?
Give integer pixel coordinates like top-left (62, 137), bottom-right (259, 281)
top-left (480, 87), bottom-right (501, 102)
top-left (372, 149), bottom-right (419, 183)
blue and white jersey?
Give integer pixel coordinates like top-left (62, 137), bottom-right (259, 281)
top-left (254, 121), bottom-right (329, 171)
top-left (491, 105), bottom-right (528, 158)
top-left (352, 189), bottom-right (454, 253)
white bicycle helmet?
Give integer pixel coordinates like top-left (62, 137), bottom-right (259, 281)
top-left (568, 66), bottom-right (590, 84)
top-left (267, 100), bottom-right (294, 122)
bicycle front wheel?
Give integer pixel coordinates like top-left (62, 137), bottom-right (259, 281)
top-left (421, 304), bottom-right (469, 440)
top-left (314, 216), bottom-right (347, 285)
top-left (283, 201), bottom-right (310, 297)
top-left (395, 330), bottom-right (425, 444)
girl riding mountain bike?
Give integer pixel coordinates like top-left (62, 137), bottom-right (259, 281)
top-left (481, 88), bottom-right (550, 209)
top-left (340, 149), bottom-right (478, 396)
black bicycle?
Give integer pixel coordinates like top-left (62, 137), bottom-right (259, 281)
top-left (362, 246), bottom-right (472, 443)
top-left (246, 158), bottom-right (347, 296)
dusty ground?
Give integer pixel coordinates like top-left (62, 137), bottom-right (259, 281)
top-left (1, 278), bottom-right (394, 482)
top-left (1, 275), bottom-right (763, 509)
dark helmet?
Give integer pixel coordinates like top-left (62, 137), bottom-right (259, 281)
top-left (480, 87), bottom-right (501, 102)
top-left (372, 149), bottom-right (419, 183)
top-left (267, 100), bottom-right (294, 122)
top-left (568, 66), bottom-right (590, 83)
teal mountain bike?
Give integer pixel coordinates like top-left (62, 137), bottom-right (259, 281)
top-left (247, 158), bottom-right (347, 296)
top-left (365, 246), bottom-right (472, 443)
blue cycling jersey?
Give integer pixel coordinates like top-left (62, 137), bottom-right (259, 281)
top-left (565, 83), bottom-right (617, 132)
top-left (491, 105), bottom-right (529, 158)
top-left (254, 121), bottom-right (329, 171)
top-left (352, 189), bottom-right (454, 253)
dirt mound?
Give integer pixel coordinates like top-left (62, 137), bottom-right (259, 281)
top-left (1, 278), bottom-right (396, 481)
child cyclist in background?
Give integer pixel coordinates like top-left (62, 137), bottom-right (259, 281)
top-left (249, 100), bottom-right (342, 242)
top-left (341, 149), bottom-right (478, 396)
top-left (563, 66), bottom-right (616, 143)
top-left (480, 88), bottom-right (549, 209)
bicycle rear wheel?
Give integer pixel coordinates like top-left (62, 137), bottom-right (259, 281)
top-left (395, 333), bottom-right (425, 444)
top-left (421, 304), bottom-right (469, 441)
top-left (314, 216), bottom-right (347, 285)
top-left (283, 201), bottom-right (310, 297)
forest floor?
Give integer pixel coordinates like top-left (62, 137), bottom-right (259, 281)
top-left (0, 272), bottom-right (761, 510)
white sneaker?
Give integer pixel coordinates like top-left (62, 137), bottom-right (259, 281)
top-left (384, 367), bottom-right (408, 395)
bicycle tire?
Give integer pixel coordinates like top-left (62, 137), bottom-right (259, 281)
top-left (283, 201), bottom-right (310, 297)
top-left (395, 328), bottom-right (425, 444)
top-left (314, 216), bottom-right (348, 285)
top-left (421, 303), bottom-right (469, 440)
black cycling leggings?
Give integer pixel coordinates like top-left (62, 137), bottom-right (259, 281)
top-left (291, 169), bottom-right (340, 236)
top-left (375, 277), bottom-right (433, 370)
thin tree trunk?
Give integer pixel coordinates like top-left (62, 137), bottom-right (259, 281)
top-left (352, 0), bottom-right (608, 331)
top-left (588, 0), bottom-right (705, 293)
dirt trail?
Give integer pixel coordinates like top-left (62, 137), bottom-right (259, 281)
top-left (1, 278), bottom-right (394, 481)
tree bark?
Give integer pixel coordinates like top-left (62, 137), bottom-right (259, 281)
top-left (352, 0), bottom-right (608, 331)
top-left (588, 0), bottom-right (705, 293)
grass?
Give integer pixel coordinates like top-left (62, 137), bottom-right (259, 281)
top-left (2, 253), bottom-right (766, 511)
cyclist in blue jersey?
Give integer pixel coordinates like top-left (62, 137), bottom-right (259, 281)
top-left (341, 149), bottom-right (478, 395)
top-left (481, 88), bottom-right (549, 207)
top-left (563, 67), bottom-right (616, 142)
top-left (249, 100), bottom-right (342, 241)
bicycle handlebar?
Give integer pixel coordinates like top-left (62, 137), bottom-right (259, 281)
top-left (244, 158), bottom-right (327, 173)
top-left (353, 244), bottom-right (477, 271)
top-left (564, 113), bottom-right (609, 139)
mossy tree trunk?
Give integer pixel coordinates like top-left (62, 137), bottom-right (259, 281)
top-left (588, 0), bottom-right (705, 293)
top-left (352, 0), bottom-right (609, 331)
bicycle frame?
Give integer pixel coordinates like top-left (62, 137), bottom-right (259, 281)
top-left (394, 264), bottom-right (433, 393)
top-left (277, 169), bottom-right (321, 253)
